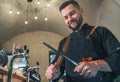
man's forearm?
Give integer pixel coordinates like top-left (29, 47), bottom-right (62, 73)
top-left (95, 59), bottom-right (112, 72)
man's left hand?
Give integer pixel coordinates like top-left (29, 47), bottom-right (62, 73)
top-left (74, 61), bottom-right (100, 78)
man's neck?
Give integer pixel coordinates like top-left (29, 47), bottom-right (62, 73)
top-left (74, 22), bottom-right (85, 32)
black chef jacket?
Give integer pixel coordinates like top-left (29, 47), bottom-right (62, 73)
top-left (52, 23), bottom-right (120, 82)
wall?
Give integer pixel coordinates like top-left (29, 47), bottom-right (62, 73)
top-left (99, 0), bottom-right (120, 41)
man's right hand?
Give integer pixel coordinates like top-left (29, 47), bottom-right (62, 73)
top-left (45, 64), bottom-right (60, 80)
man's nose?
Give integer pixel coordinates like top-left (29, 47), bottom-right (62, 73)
top-left (68, 15), bottom-right (72, 21)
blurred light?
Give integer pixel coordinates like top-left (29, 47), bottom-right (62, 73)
top-left (17, 11), bottom-right (20, 14)
top-left (34, 16), bottom-right (38, 20)
top-left (25, 21), bottom-right (28, 24)
top-left (44, 17), bottom-right (48, 21)
top-left (47, 3), bottom-right (50, 7)
top-left (37, 1), bottom-right (40, 5)
top-left (9, 9), bottom-right (12, 14)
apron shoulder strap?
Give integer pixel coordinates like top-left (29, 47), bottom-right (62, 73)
top-left (55, 35), bottom-right (71, 67)
top-left (86, 27), bottom-right (96, 39)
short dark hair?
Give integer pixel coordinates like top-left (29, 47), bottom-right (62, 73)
top-left (59, 0), bottom-right (80, 12)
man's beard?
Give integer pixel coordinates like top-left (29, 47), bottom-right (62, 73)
top-left (69, 16), bottom-right (83, 31)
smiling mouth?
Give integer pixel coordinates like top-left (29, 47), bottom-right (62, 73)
top-left (69, 21), bottom-right (77, 26)
top-left (69, 19), bottom-right (78, 25)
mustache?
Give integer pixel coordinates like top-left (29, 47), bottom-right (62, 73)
top-left (68, 19), bottom-right (78, 25)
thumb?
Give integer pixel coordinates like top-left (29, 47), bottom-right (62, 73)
top-left (49, 64), bottom-right (56, 70)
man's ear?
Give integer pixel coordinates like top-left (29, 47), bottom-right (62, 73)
top-left (80, 8), bottom-right (84, 15)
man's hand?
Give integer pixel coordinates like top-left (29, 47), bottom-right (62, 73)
top-left (45, 64), bottom-right (60, 80)
top-left (74, 61), bottom-right (100, 78)
top-left (74, 59), bottom-right (112, 78)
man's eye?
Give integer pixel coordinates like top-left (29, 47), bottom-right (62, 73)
top-left (64, 17), bottom-right (68, 20)
top-left (70, 11), bottom-right (76, 16)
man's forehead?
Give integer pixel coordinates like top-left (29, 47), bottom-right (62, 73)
top-left (61, 4), bottom-right (77, 16)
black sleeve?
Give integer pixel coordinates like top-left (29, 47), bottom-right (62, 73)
top-left (97, 27), bottom-right (120, 75)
